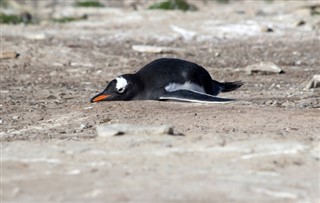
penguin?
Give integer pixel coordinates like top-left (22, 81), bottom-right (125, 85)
top-left (90, 58), bottom-right (243, 103)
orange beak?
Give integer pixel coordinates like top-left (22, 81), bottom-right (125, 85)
top-left (90, 94), bottom-right (111, 103)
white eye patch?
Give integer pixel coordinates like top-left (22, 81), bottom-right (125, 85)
top-left (116, 76), bottom-right (128, 93)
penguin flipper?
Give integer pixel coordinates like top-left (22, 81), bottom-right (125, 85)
top-left (159, 90), bottom-right (234, 103)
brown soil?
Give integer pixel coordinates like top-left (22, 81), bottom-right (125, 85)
top-left (1, 1), bottom-right (320, 202)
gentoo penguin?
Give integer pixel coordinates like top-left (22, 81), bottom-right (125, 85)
top-left (90, 58), bottom-right (243, 103)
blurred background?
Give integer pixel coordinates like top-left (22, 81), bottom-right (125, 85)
top-left (1, 0), bottom-right (319, 24)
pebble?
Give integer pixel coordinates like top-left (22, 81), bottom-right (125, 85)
top-left (67, 169), bottom-right (81, 175)
top-left (245, 62), bottom-right (283, 75)
top-left (70, 62), bottom-right (93, 67)
top-left (295, 20), bottom-right (306, 27)
top-left (261, 26), bottom-right (274, 32)
top-left (52, 63), bottom-right (64, 67)
top-left (265, 100), bottom-right (278, 106)
top-left (281, 101), bottom-right (295, 108)
top-left (170, 24), bottom-right (197, 41)
top-left (96, 124), bottom-right (174, 138)
top-left (0, 51), bottom-right (20, 60)
top-left (294, 60), bottom-right (302, 66)
top-left (80, 123), bottom-right (92, 129)
top-left (296, 102), bottom-right (310, 109)
top-left (132, 45), bottom-right (186, 54)
top-left (47, 95), bottom-right (57, 100)
top-left (24, 33), bottom-right (46, 40)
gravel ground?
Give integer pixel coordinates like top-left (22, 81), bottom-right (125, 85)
top-left (1, 1), bottom-right (320, 202)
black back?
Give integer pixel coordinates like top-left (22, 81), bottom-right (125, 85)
top-left (135, 58), bottom-right (214, 99)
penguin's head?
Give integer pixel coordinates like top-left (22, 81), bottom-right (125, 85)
top-left (90, 74), bottom-right (142, 102)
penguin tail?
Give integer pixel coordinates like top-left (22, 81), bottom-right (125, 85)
top-left (219, 81), bottom-right (244, 93)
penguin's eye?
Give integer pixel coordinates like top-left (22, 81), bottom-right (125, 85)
top-left (117, 87), bottom-right (125, 93)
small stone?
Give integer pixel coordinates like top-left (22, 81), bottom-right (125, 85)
top-left (261, 26), bottom-right (274, 32)
top-left (99, 118), bottom-right (111, 124)
top-left (67, 169), bottom-right (81, 175)
top-left (245, 62), bottom-right (284, 75)
top-left (80, 123), bottom-right (92, 129)
top-left (281, 101), bottom-right (294, 108)
top-left (70, 62), bottom-right (93, 67)
top-left (265, 100), bottom-right (278, 106)
top-left (96, 124), bottom-right (174, 138)
top-left (297, 102), bottom-right (310, 109)
top-left (170, 25), bottom-right (197, 41)
top-left (52, 63), bottom-right (64, 67)
top-left (25, 33), bottom-right (46, 40)
top-left (304, 75), bottom-right (320, 89)
top-left (296, 20), bottom-right (306, 27)
top-left (47, 95), bottom-right (57, 100)
top-left (295, 60), bottom-right (302, 66)
top-left (132, 45), bottom-right (186, 54)
top-left (0, 51), bottom-right (20, 60)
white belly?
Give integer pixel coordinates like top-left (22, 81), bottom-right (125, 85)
top-left (165, 81), bottom-right (205, 93)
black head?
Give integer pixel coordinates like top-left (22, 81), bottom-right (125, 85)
top-left (90, 74), bottom-right (143, 102)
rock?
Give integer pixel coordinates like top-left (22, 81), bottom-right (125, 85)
top-left (70, 62), bottom-right (93, 67)
top-left (47, 95), bottom-right (57, 100)
top-left (96, 124), bottom-right (174, 138)
top-left (261, 25), bottom-right (274, 32)
top-left (0, 51), bottom-right (20, 59)
top-left (295, 4), bottom-right (320, 16)
top-left (265, 100), bottom-right (278, 106)
top-left (245, 62), bottom-right (284, 75)
top-left (80, 123), bottom-right (92, 130)
top-left (296, 101), bottom-right (311, 109)
top-left (309, 4), bottom-right (320, 15)
top-left (295, 20), bottom-right (306, 27)
top-left (170, 25), bottom-right (197, 41)
top-left (24, 33), bottom-right (46, 40)
top-left (12, 116), bottom-right (20, 120)
top-left (67, 169), bottom-right (81, 175)
top-left (132, 45), bottom-right (186, 54)
top-left (294, 60), bottom-right (302, 66)
top-left (281, 101), bottom-right (295, 108)
top-left (304, 75), bottom-right (320, 89)
top-left (52, 63), bottom-right (64, 67)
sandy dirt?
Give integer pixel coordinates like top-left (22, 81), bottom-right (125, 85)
top-left (1, 1), bottom-right (320, 202)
